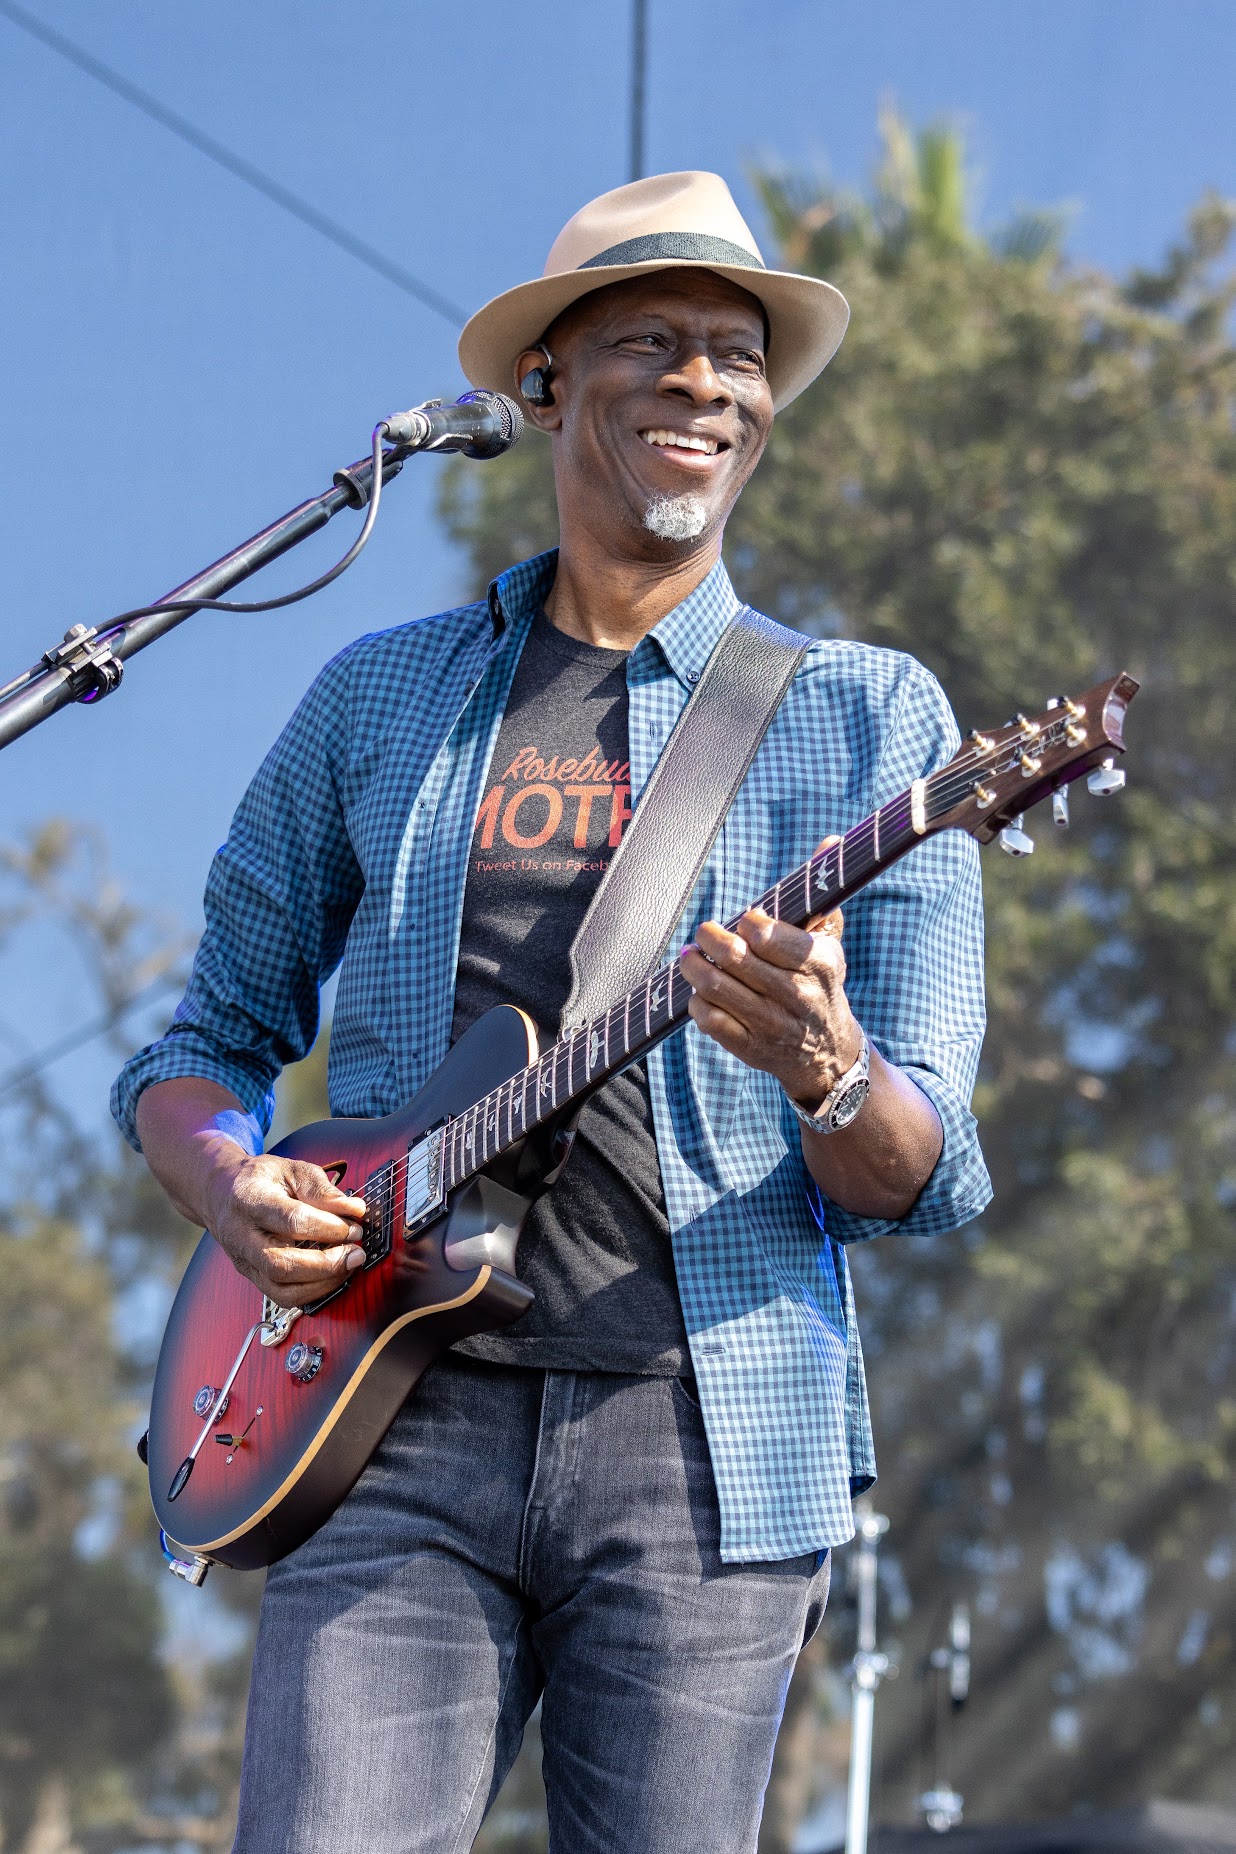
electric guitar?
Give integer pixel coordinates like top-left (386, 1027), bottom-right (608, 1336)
top-left (145, 672), bottom-right (1138, 1580)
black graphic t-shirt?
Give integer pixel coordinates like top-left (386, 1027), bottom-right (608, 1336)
top-left (451, 610), bottom-right (689, 1375)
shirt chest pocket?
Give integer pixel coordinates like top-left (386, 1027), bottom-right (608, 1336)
top-left (713, 792), bottom-right (839, 920)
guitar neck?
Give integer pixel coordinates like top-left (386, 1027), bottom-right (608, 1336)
top-left (438, 777), bottom-right (932, 1195)
top-left (357, 669), bottom-right (1138, 1222)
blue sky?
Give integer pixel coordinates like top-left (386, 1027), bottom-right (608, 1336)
top-left (0, 0), bottom-right (1231, 1103)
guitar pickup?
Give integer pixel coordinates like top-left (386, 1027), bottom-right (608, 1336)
top-left (404, 1128), bottom-right (445, 1234)
top-left (358, 1200), bottom-right (392, 1268)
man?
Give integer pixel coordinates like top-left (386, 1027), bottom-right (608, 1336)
top-left (115, 171), bottom-right (991, 1853)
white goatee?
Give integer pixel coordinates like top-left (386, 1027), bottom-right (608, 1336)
top-left (643, 494), bottom-right (709, 542)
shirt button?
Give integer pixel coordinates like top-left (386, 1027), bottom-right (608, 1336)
top-left (687, 669), bottom-right (701, 684)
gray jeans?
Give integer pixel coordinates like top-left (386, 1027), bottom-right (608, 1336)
top-left (234, 1355), bottom-right (831, 1854)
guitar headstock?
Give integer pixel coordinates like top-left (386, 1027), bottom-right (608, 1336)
top-left (927, 673), bottom-right (1140, 845)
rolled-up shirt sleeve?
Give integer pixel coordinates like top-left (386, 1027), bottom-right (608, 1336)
top-left (111, 647), bottom-right (364, 1151)
top-left (820, 660), bottom-right (992, 1244)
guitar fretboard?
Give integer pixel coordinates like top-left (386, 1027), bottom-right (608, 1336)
top-left (317, 687), bottom-right (1115, 1243)
top-left (437, 782), bottom-right (925, 1193)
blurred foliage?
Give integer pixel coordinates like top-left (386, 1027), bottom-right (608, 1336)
top-left (0, 823), bottom-right (258, 1852)
top-left (6, 102), bottom-right (1236, 1854)
top-left (0, 1212), bottom-right (163, 1850)
top-left (440, 110), bottom-right (1236, 1837)
top-left (437, 427), bottom-right (559, 601)
top-left (269, 1029), bottom-right (331, 1142)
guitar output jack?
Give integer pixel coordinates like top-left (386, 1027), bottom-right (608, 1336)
top-left (285, 1342), bottom-right (324, 1382)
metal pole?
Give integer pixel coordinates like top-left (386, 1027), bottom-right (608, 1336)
top-left (845, 1509), bottom-right (890, 1854)
top-left (629, 0), bottom-right (648, 181)
top-left (918, 1601), bottom-right (969, 1831)
top-left (0, 447), bottom-right (403, 754)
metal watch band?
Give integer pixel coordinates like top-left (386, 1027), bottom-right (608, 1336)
top-left (785, 1031), bottom-right (871, 1135)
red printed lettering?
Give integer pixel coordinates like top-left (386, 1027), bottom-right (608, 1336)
top-left (565, 784), bottom-right (612, 848)
top-left (502, 783), bottom-right (563, 849)
top-left (608, 784), bottom-right (633, 847)
top-left (474, 784), bottom-right (505, 850)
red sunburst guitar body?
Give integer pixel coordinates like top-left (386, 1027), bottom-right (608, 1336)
top-left (145, 673), bottom-right (1138, 1577)
top-left (148, 1004), bottom-right (551, 1571)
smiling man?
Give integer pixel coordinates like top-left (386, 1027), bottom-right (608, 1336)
top-left (115, 173), bottom-right (991, 1854)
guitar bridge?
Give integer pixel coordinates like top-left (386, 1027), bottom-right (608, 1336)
top-left (404, 1128), bottom-right (445, 1234)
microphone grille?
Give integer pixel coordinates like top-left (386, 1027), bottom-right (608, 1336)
top-left (489, 391), bottom-right (525, 446)
top-left (457, 389), bottom-right (524, 458)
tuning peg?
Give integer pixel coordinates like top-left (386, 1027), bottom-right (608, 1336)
top-left (1052, 787), bottom-right (1070, 829)
top-left (1086, 756), bottom-right (1126, 797)
top-left (999, 815), bottom-right (1035, 856)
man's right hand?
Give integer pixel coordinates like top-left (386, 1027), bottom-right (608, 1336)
top-left (135, 1076), bottom-right (367, 1308)
top-left (203, 1151), bottom-right (368, 1307)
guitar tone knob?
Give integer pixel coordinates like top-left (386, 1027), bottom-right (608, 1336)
top-left (285, 1342), bottom-right (324, 1383)
top-left (193, 1386), bottom-right (228, 1421)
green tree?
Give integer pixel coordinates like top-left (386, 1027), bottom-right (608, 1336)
top-left (440, 114), bottom-right (1236, 1832)
top-left (0, 824), bottom-right (261, 1852)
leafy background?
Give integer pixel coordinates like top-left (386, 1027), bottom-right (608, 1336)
top-left (3, 113), bottom-right (1235, 1852)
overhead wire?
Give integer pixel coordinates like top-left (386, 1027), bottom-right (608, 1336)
top-left (0, 8), bottom-right (472, 1095)
top-left (0, 0), bottom-right (468, 328)
top-left (0, 7), bottom-right (481, 1097)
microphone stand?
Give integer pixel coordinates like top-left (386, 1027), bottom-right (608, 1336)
top-left (0, 444), bottom-right (408, 755)
top-left (844, 1508), bottom-right (891, 1854)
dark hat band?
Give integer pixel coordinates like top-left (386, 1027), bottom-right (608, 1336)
top-left (578, 232), bottom-right (765, 272)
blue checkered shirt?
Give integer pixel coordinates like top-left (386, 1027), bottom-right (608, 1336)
top-left (113, 551), bottom-right (991, 1562)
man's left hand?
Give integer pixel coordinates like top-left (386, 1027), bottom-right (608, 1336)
top-left (680, 903), bottom-right (863, 1114)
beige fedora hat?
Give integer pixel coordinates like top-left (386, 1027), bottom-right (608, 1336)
top-left (459, 171), bottom-right (849, 413)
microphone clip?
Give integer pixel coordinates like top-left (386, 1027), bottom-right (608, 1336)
top-left (380, 390), bottom-right (524, 461)
top-left (381, 398), bottom-right (446, 449)
top-left (42, 623), bottom-right (125, 706)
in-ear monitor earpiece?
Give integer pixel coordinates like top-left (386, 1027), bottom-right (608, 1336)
top-left (519, 346), bottom-right (555, 408)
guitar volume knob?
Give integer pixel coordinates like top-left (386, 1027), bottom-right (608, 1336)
top-left (193, 1385), bottom-right (228, 1421)
top-left (285, 1342), bottom-right (324, 1382)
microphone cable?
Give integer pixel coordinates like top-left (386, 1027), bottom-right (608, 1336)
top-left (85, 389), bottom-right (520, 635)
top-left (103, 420), bottom-right (395, 628)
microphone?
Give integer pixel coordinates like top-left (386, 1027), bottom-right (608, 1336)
top-left (381, 390), bottom-right (524, 459)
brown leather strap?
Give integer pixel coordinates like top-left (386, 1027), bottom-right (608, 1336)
top-left (560, 606), bottom-right (810, 1030)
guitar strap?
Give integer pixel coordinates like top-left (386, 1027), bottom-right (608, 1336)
top-left (560, 605), bottom-right (811, 1031)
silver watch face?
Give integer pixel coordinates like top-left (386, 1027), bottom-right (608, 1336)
top-left (827, 1076), bottom-right (871, 1132)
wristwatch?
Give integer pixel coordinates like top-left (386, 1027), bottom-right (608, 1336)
top-left (785, 1031), bottom-right (871, 1135)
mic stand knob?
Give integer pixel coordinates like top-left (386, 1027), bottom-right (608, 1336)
top-left (42, 625), bottom-right (124, 705)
